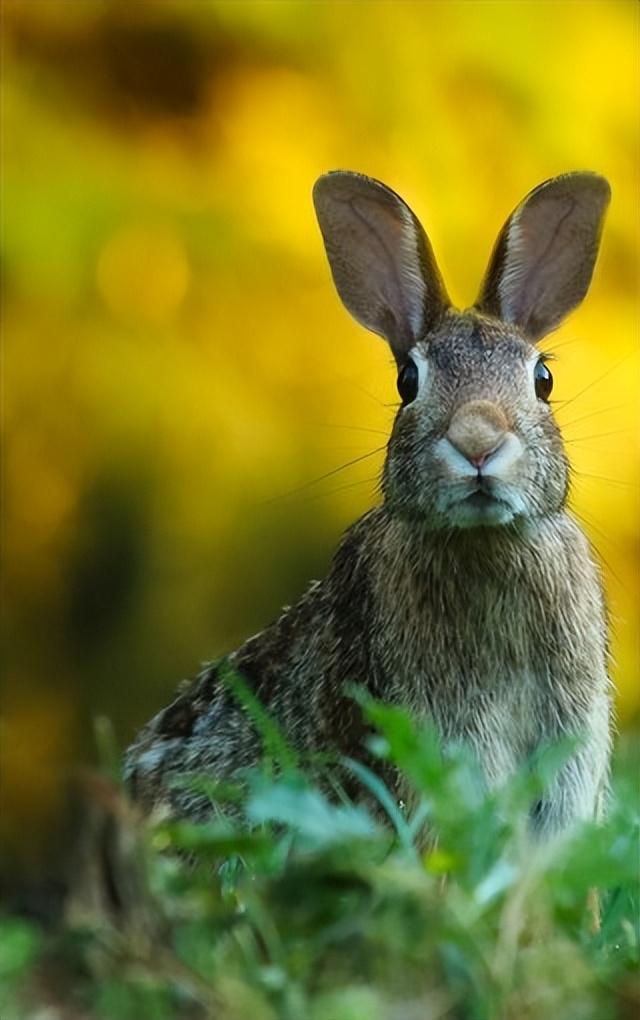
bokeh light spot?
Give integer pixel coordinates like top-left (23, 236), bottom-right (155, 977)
top-left (96, 224), bottom-right (190, 324)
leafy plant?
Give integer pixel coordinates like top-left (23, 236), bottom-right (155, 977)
top-left (3, 695), bottom-right (639, 1020)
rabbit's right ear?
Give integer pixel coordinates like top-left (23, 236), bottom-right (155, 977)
top-left (313, 172), bottom-right (449, 361)
top-left (476, 173), bottom-right (610, 341)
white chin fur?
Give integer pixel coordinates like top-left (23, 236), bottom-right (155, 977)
top-left (436, 483), bottom-right (527, 529)
top-left (443, 499), bottom-right (518, 529)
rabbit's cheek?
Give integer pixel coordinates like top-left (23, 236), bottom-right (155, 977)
top-left (513, 419), bottom-right (568, 513)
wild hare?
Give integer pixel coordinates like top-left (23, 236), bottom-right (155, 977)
top-left (126, 171), bottom-right (613, 837)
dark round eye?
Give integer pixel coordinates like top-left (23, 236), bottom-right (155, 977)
top-left (534, 359), bottom-right (553, 402)
top-left (397, 358), bottom-right (419, 405)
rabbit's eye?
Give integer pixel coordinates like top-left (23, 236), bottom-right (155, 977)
top-left (397, 359), bottom-right (419, 405)
top-left (534, 359), bottom-right (553, 402)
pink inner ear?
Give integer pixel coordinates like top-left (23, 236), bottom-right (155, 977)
top-left (313, 171), bottom-right (449, 358)
top-left (483, 174), bottom-right (610, 341)
top-left (350, 194), bottom-right (429, 338)
top-left (500, 194), bottom-right (580, 330)
top-left (316, 186), bottom-right (429, 347)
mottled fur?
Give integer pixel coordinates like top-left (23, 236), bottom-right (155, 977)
top-left (125, 172), bottom-right (612, 837)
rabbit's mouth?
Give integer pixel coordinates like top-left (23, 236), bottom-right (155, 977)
top-left (463, 487), bottom-right (505, 509)
top-left (440, 481), bottom-right (523, 529)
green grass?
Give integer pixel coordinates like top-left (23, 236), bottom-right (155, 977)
top-left (2, 692), bottom-right (639, 1020)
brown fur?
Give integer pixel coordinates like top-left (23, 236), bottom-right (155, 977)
top-left (125, 172), bottom-right (612, 837)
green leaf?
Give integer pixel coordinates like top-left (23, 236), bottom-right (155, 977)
top-left (0, 918), bottom-right (41, 980)
top-left (160, 818), bottom-right (271, 858)
top-left (220, 661), bottom-right (299, 772)
top-left (246, 775), bottom-right (377, 846)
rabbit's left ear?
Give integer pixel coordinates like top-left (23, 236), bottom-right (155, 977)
top-left (476, 173), bottom-right (610, 341)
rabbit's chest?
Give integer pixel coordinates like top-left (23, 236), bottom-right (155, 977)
top-left (376, 563), bottom-right (553, 764)
top-left (402, 620), bottom-right (544, 738)
top-left (385, 560), bottom-right (545, 681)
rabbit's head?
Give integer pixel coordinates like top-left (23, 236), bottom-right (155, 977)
top-left (313, 171), bottom-right (609, 530)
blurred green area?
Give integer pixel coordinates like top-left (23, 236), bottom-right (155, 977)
top-left (3, 702), bottom-right (640, 1020)
top-left (2, 1), bottom-right (638, 880)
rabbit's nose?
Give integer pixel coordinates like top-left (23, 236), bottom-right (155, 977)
top-left (463, 445), bottom-right (504, 470)
top-left (446, 400), bottom-right (508, 470)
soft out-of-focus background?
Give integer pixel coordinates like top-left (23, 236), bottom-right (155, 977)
top-left (2, 1), bottom-right (638, 885)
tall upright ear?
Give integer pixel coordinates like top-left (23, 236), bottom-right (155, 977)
top-left (476, 172), bottom-right (610, 341)
top-left (313, 171), bottom-right (449, 361)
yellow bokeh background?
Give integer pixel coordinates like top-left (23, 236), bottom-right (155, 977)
top-left (2, 1), bottom-right (638, 873)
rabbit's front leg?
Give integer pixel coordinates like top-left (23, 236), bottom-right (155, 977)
top-left (529, 699), bottom-right (611, 837)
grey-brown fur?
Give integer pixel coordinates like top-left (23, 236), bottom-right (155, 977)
top-left (125, 171), bottom-right (612, 837)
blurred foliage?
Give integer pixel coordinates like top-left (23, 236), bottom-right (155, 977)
top-left (2, 1), bottom-right (639, 882)
top-left (2, 698), bottom-right (639, 1020)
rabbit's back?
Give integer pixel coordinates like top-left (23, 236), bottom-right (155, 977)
top-left (125, 511), bottom-right (379, 816)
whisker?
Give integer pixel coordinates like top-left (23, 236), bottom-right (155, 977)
top-left (349, 380), bottom-right (393, 410)
top-left (553, 355), bottom-right (631, 414)
top-left (261, 445), bottom-right (387, 505)
top-left (559, 403), bottom-right (628, 432)
top-left (568, 504), bottom-right (626, 592)
top-left (563, 428), bottom-right (630, 445)
top-left (298, 475), bottom-right (382, 505)
top-left (540, 335), bottom-right (582, 354)
top-left (317, 423), bottom-right (389, 437)
top-left (566, 499), bottom-right (613, 546)
top-left (571, 470), bottom-right (634, 489)
top-left (318, 444), bottom-right (387, 453)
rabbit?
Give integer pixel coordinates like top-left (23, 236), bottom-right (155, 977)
top-left (125, 170), bottom-right (612, 838)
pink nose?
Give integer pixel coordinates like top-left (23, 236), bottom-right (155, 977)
top-left (446, 400), bottom-right (508, 472)
top-left (464, 443), bottom-right (503, 470)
